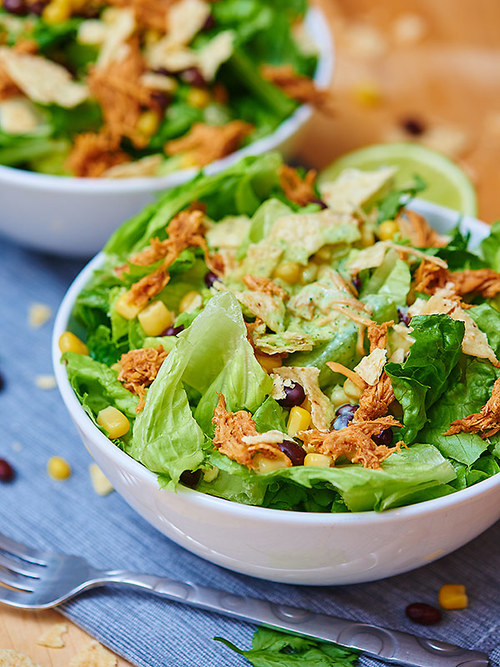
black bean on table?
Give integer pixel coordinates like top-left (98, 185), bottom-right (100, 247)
top-left (405, 602), bottom-right (442, 625)
top-left (0, 459), bottom-right (15, 483)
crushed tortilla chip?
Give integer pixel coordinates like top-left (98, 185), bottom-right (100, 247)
top-left (212, 394), bottom-right (290, 469)
top-left (118, 345), bottom-right (168, 411)
top-left (0, 48), bottom-right (88, 108)
top-left (367, 320), bottom-right (394, 352)
top-left (299, 416), bottom-right (401, 469)
top-left (445, 377), bottom-right (500, 439)
top-left (396, 209), bottom-right (448, 248)
top-left (279, 165), bottom-right (318, 207)
top-left (243, 275), bottom-right (288, 302)
top-left (354, 347), bottom-right (387, 386)
top-left (165, 121), bottom-right (253, 166)
top-left (0, 650), bottom-right (41, 667)
top-left (261, 64), bottom-right (334, 113)
top-left (271, 366), bottom-right (334, 431)
top-left (88, 38), bottom-right (154, 147)
top-left (68, 641), bottom-right (117, 667)
top-left (67, 129), bottom-right (130, 178)
top-left (36, 623), bottom-right (68, 649)
top-left (354, 372), bottom-right (395, 422)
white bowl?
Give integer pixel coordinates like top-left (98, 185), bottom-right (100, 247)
top-left (0, 9), bottom-right (333, 258)
top-left (52, 199), bottom-right (500, 585)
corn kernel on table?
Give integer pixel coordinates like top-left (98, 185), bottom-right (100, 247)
top-left (1, 0), bottom-right (500, 665)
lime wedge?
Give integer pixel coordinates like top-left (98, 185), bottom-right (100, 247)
top-left (318, 143), bottom-right (478, 216)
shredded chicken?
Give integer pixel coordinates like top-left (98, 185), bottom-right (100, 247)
top-left (212, 394), bottom-right (290, 469)
top-left (128, 266), bottom-right (170, 308)
top-left (243, 275), bottom-right (288, 302)
top-left (413, 258), bottom-right (450, 295)
top-left (88, 38), bottom-right (155, 147)
top-left (299, 416), bottom-right (402, 469)
top-left (261, 64), bottom-right (334, 113)
top-left (414, 260), bottom-right (500, 300)
top-left (444, 377), bottom-right (500, 439)
top-left (130, 208), bottom-right (207, 268)
top-left (367, 320), bottom-right (394, 352)
top-left (108, 0), bottom-right (175, 32)
top-left (279, 165), bottom-right (318, 206)
top-left (353, 373), bottom-right (395, 422)
top-left (396, 209), bottom-right (448, 248)
top-left (66, 129), bottom-right (131, 178)
top-left (118, 345), bottom-right (168, 412)
top-left (165, 121), bottom-right (253, 166)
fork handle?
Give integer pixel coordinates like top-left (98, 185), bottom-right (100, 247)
top-left (97, 570), bottom-right (489, 667)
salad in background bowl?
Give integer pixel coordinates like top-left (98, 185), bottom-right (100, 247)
top-left (0, 0), bottom-right (333, 255)
top-left (53, 153), bottom-right (500, 584)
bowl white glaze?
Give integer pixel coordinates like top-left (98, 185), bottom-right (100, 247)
top-left (0, 9), bottom-right (333, 258)
top-left (52, 199), bottom-right (500, 585)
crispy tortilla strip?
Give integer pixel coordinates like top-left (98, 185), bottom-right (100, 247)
top-left (212, 394), bottom-right (290, 469)
top-left (397, 209), bottom-right (448, 248)
top-left (243, 275), bottom-right (288, 301)
top-left (118, 345), bottom-right (168, 412)
top-left (299, 416), bottom-right (401, 469)
top-left (445, 376), bottom-right (500, 439)
top-left (279, 165), bottom-right (318, 207)
top-left (128, 266), bottom-right (170, 309)
top-left (261, 64), bottom-right (334, 113)
top-left (354, 372), bottom-right (395, 422)
top-left (88, 38), bottom-right (154, 147)
top-left (130, 208), bottom-right (207, 267)
top-left (165, 121), bottom-right (253, 166)
top-left (67, 130), bottom-right (131, 178)
top-left (367, 320), bottom-right (394, 352)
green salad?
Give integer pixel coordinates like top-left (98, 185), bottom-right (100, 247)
top-left (60, 152), bottom-right (500, 512)
top-left (0, 0), bottom-right (323, 178)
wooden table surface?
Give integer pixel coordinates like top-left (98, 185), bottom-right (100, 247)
top-left (1, 1), bottom-right (499, 665)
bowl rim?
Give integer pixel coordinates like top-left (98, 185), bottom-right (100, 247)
top-left (0, 8), bottom-right (334, 194)
top-left (52, 198), bottom-right (500, 525)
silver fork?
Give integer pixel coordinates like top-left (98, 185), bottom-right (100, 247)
top-left (0, 532), bottom-right (489, 667)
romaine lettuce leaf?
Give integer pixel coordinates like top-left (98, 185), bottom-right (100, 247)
top-left (480, 220), bottom-right (500, 271)
top-left (385, 314), bottom-right (465, 442)
top-left (467, 303), bottom-right (500, 357)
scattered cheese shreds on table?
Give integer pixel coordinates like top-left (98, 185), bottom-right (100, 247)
top-left (68, 641), bottom-right (117, 667)
top-left (36, 622), bottom-right (68, 649)
top-left (0, 650), bottom-right (41, 667)
top-left (28, 303), bottom-right (52, 329)
top-left (89, 462), bottom-right (114, 496)
top-left (35, 375), bottom-right (57, 390)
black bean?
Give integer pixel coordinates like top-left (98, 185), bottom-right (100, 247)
top-left (204, 271), bottom-right (219, 288)
top-left (150, 91), bottom-right (170, 112)
top-left (332, 412), bottom-right (355, 430)
top-left (310, 197), bottom-right (328, 210)
top-left (277, 382), bottom-right (306, 409)
top-left (0, 459), bottom-right (15, 483)
top-left (29, 1), bottom-right (47, 15)
top-left (3, 0), bottom-right (27, 14)
top-left (336, 403), bottom-right (359, 417)
top-left (405, 602), bottom-right (442, 625)
top-left (180, 469), bottom-right (202, 488)
top-left (161, 325), bottom-right (184, 336)
top-left (397, 307), bottom-right (411, 326)
top-left (372, 428), bottom-right (393, 446)
top-left (401, 117), bottom-right (426, 136)
top-left (352, 276), bottom-right (361, 292)
top-left (202, 13), bottom-right (216, 30)
top-left (0, 372), bottom-right (4, 392)
top-left (181, 67), bottom-right (206, 87)
top-left (279, 440), bottom-right (306, 466)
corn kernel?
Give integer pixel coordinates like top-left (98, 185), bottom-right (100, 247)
top-left (255, 353), bottom-right (282, 373)
top-left (115, 291), bottom-right (141, 320)
top-left (253, 453), bottom-right (290, 474)
top-left (137, 110), bottom-right (160, 138)
top-left (378, 220), bottom-right (399, 241)
top-left (300, 263), bottom-right (318, 285)
top-left (179, 290), bottom-right (203, 314)
top-left (360, 224), bottom-right (375, 247)
top-left (273, 261), bottom-right (301, 284)
top-left (43, 0), bottom-right (71, 24)
top-left (202, 465), bottom-right (219, 483)
top-left (58, 331), bottom-right (88, 356)
top-left (187, 87), bottom-right (211, 109)
top-left (330, 385), bottom-right (350, 408)
top-left (97, 406), bottom-right (130, 439)
top-left (287, 406), bottom-right (311, 437)
top-left (138, 300), bottom-right (174, 336)
top-left (47, 456), bottom-right (71, 481)
top-left (344, 378), bottom-right (363, 400)
top-left (438, 584), bottom-right (468, 610)
top-left (304, 452), bottom-right (332, 467)
top-left (352, 80), bottom-right (382, 107)
top-left (312, 246), bottom-right (332, 264)
top-left (89, 463), bottom-right (114, 496)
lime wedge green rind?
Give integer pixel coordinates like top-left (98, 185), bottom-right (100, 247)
top-left (318, 142), bottom-right (478, 217)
